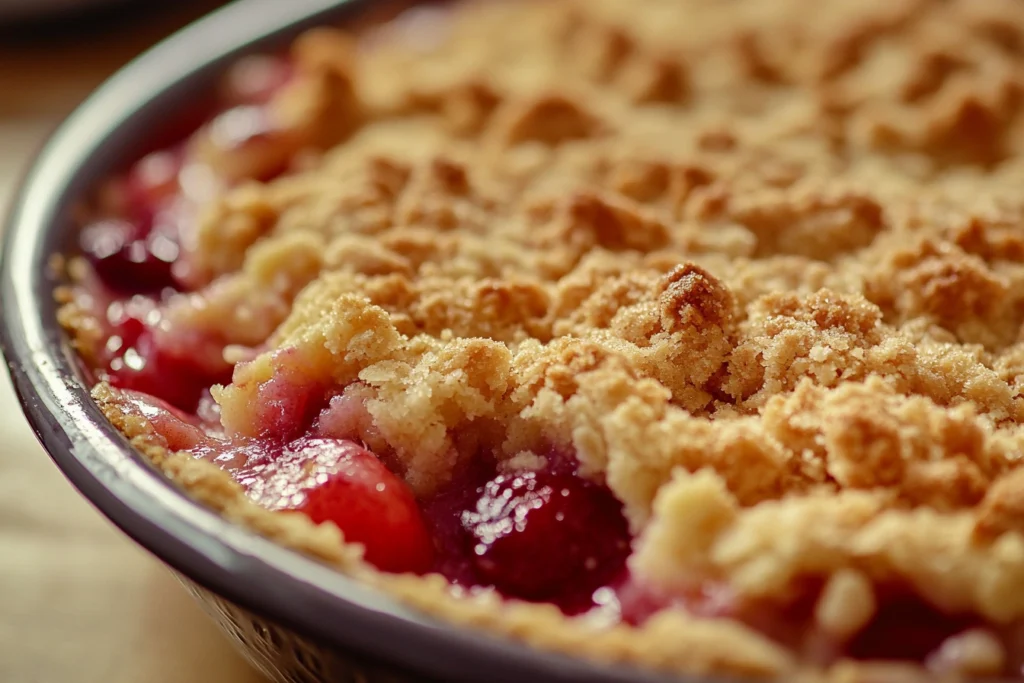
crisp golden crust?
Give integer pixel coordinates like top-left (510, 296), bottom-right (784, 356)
top-left (64, 0), bottom-right (1024, 677)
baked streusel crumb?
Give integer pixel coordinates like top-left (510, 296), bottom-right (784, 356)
top-left (61, 0), bottom-right (1024, 678)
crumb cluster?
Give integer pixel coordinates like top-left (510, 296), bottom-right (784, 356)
top-left (67, 0), bottom-right (1024, 677)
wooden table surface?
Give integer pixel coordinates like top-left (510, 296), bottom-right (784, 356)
top-left (0, 5), bottom-right (267, 682)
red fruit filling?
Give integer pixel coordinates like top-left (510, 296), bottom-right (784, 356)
top-left (80, 146), bottom-right (189, 295)
top-left (418, 459), bottom-right (497, 589)
top-left (81, 54), bottom-right (295, 294)
top-left (848, 596), bottom-right (981, 663)
top-left (120, 385), bottom-right (432, 574)
top-left (100, 301), bottom-right (230, 413)
top-left (115, 372), bottom-right (633, 603)
top-left (252, 372), bottom-right (329, 442)
top-left (82, 54), bottom-right (299, 408)
top-left (237, 437), bottom-right (434, 574)
top-left (81, 217), bottom-right (180, 294)
top-left (117, 388), bottom-right (213, 451)
top-left (459, 469), bottom-right (631, 611)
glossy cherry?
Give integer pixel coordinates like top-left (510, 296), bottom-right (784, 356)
top-left (252, 372), bottom-right (327, 443)
top-left (103, 305), bottom-right (227, 413)
top-left (243, 438), bottom-right (434, 574)
top-left (81, 218), bottom-right (178, 293)
top-left (81, 147), bottom-right (188, 294)
top-left (116, 388), bottom-right (212, 452)
top-left (461, 469), bottom-right (631, 610)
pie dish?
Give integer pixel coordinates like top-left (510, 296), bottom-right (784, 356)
top-left (24, 0), bottom-right (1024, 679)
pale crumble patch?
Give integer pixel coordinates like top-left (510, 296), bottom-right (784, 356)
top-left (60, 0), bottom-right (1024, 678)
top-left (630, 468), bottom-right (739, 589)
top-left (813, 569), bottom-right (877, 642)
top-left (632, 472), bottom-right (1024, 624)
top-left (925, 629), bottom-right (1007, 677)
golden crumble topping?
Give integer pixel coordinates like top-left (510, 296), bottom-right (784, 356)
top-left (62, 0), bottom-right (1024, 678)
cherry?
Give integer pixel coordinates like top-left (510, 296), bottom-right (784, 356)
top-left (242, 438), bottom-right (434, 574)
top-left (115, 388), bottom-right (212, 451)
top-left (252, 373), bottom-right (327, 442)
top-left (461, 469), bottom-right (631, 610)
top-left (420, 458), bottom-right (498, 588)
top-left (81, 218), bottom-right (178, 293)
top-left (102, 303), bottom-right (229, 413)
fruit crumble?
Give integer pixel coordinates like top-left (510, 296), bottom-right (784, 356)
top-left (57, 0), bottom-right (1024, 679)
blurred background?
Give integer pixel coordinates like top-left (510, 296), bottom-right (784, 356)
top-left (0, 2), bottom-right (265, 681)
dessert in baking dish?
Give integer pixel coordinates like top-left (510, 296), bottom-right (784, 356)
top-left (59, 0), bottom-right (1024, 678)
